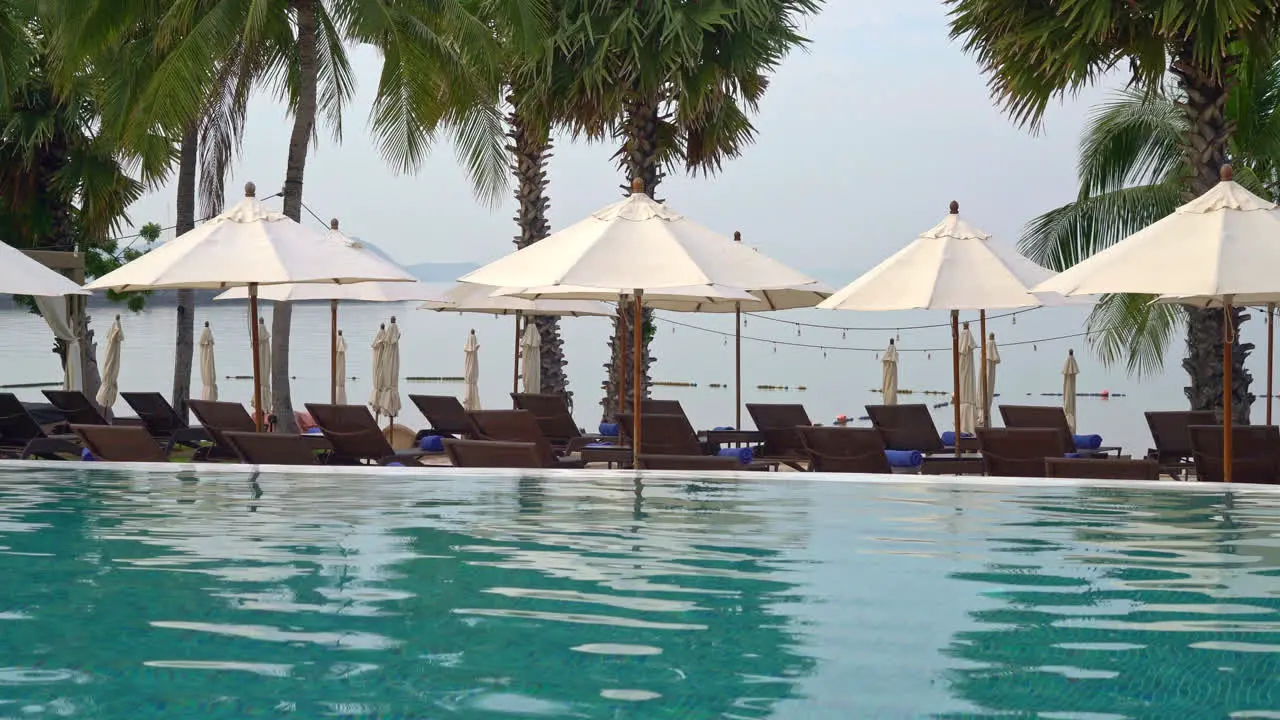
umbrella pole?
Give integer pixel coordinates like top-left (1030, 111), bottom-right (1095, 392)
top-left (951, 310), bottom-right (961, 457)
top-left (735, 303), bottom-right (742, 429)
top-left (330, 299), bottom-right (338, 404)
top-left (616, 299), bottom-right (626, 418)
top-left (632, 291), bottom-right (644, 469)
top-left (513, 312), bottom-right (521, 405)
top-left (1224, 299), bottom-right (1234, 482)
top-left (249, 283), bottom-right (263, 431)
top-left (1268, 303), bottom-right (1274, 426)
top-left (979, 310), bottom-right (987, 428)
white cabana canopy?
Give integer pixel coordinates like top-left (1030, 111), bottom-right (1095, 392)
top-left (0, 244), bottom-right (89, 296)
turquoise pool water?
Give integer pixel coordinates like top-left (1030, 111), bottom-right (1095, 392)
top-left (0, 467), bottom-right (1278, 718)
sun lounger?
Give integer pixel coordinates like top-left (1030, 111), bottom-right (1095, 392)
top-left (1045, 457), bottom-right (1160, 480)
top-left (42, 390), bottom-right (110, 426)
top-left (635, 454), bottom-right (741, 471)
top-left (71, 424), bottom-right (171, 462)
top-left (444, 439), bottom-right (547, 469)
top-left (120, 392), bottom-right (208, 447)
top-left (467, 410), bottom-right (585, 469)
top-left (866, 404), bottom-right (949, 453)
top-left (1188, 424), bottom-right (1280, 484)
top-left (745, 403), bottom-right (811, 469)
top-left (1145, 410), bottom-right (1217, 478)
top-left (640, 399), bottom-right (687, 418)
top-left (511, 393), bottom-right (604, 452)
top-left (797, 426), bottom-right (894, 474)
top-left (409, 395), bottom-right (479, 438)
top-left (304, 403), bottom-right (428, 466)
top-left (189, 400), bottom-right (330, 461)
top-left (222, 431), bottom-right (323, 466)
top-left (976, 428), bottom-right (1063, 478)
top-left (999, 404), bottom-right (1119, 457)
top-left (0, 393), bottom-right (80, 459)
top-left (619, 412), bottom-right (775, 471)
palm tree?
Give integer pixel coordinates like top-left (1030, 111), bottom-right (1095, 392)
top-left (947, 0), bottom-right (1280, 422)
top-left (553, 0), bottom-right (822, 420)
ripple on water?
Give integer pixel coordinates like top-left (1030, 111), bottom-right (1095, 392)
top-left (453, 608), bottom-right (706, 631)
top-left (571, 644), bottom-right (663, 656)
top-left (0, 668), bottom-right (91, 686)
top-left (143, 660), bottom-right (292, 677)
top-left (600, 689), bottom-right (661, 701)
top-left (150, 621), bottom-right (399, 650)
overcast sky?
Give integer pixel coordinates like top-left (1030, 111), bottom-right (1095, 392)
top-left (122, 0), bottom-right (1122, 282)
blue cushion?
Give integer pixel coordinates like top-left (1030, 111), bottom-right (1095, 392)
top-left (717, 447), bottom-right (754, 464)
top-left (940, 431), bottom-right (975, 447)
top-left (418, 435), bottom-right (445, 453)
top-left (885, 449), bottom-right (923, 468)
top-left (385, 461), bottom-right (405, 467)
top-left (305, 427), bottom-right (323, 434)
top-left (712, 426), bottom-right (735, 431)
top-left (1064, 452), bottom-right (1083, 459)
top-left (1073, 434), bottom-right (1103, 450)
top-left (598, 423), bottom-right (620, 437)
top-left (584, 442), bottom-right (617, 449)
top-left (80, 448), bottom-right (96, 462)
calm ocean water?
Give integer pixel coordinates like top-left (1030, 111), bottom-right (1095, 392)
top-left (0, 300), bottom-right (1275, 455)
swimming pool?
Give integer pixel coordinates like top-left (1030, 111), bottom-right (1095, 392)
top-left (0, 465), bottom-right (1277, 718)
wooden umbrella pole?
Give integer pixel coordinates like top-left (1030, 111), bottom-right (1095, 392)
top-left (512, 312), bottom-right (521, 404)
top-left (951, 310), bottom-right (961, 457)
top-left (632, 291), bottom-right (644, 468)
top-left (1268, 303), bottom-right (1275, 426)
top-left (979, 309), bottom-right (987, 427)
top-left (330, 299), bottom-right (338, 404)
top-left (617, 298), bottom-right (626, 418)
top-left (249, 283), bottom-right (263, 431)
top-left (735, 303), bottom-right (742, 429)
top-left (1224, 298), bottom-right (1235, 482)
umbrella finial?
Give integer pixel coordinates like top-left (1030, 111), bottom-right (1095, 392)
top-left (204, 321), bottom-right (209, 327)
top-left (949, 200), bottom-right (959, 214)
top-left (1221, 164), bottom-right (1234, 182)
top-left (630, 177), bottom-right (644, 194)
top-left (734, 230), bottom-right (742, 243)
top-left (338, 329), bottom-right (343, 336)
top-left (330, 218), bottom-right (339, 230)
top-left (390, 316), bottom-right (397, 323)
top-left (889, 338), bottom-right (895, 346)
top-left (244, 181), bottom-right (256, 198)
top-left (1069, 348), bottom-right (1075, 356)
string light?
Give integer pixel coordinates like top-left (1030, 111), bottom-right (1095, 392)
top-left (742, 307), bottom-right (1038, 332)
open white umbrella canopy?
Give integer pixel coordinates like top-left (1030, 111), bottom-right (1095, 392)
top-left (521, 323), bottom-right (542, 393)
top-left (419, 283), bottom-right (614, 316)
top-left (199, 322), bottom-right (218, 401)
top-left (984, 333), bottom-right (1000, 426)
top-left (0, 244), bottom-right (89, 296)
top-left (334, 331), bottom-right (348, 405)
top-left (256, 318), bottom-right (271, 410)
top-left (463, 330), bottom-right (481, 411)
top-left (958, 324), bottom-right (977, 434)
top-left (95, 316), bottom-right (123, 409)
top-left (881, 340), bottom-right (899, 405)
top-left (1063, 349), bottom-right (1079, 433)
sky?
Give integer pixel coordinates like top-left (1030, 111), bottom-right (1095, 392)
top-left (122, 0), bottom-right (1122, 283)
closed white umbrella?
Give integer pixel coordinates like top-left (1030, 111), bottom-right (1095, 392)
top-left (95, 316), bottom-right (123, 410)
top-left (881, 339), bottom-right (899, 405)
top-left (256, 318), bottom-right (271, 411)
top-left (334, 330), bottom-right (348, 405)
top-left (375, 318), bottom-right (402, 423)
top-left (463, 330), bottom-right (481, 412)
top-left (369, 324), bottom-right (387, 414)
top-left (958, 324), bottom-right (977, 434)
top-left (521, 322), bottom-right (542, 393)
top-left (199, 322), bottom-right (218, 401)
top-left (984, 333), bottom-right (1000, 426)
top-left (1063, 349), bottom-right (1079, 433)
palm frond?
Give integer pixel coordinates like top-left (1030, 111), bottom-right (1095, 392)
top-left (1076, 88), bottom-right (1185, 197)
top-left (1020, 183), bottom-right (1182, 270)
top-left (1084, 293), bottom-right (1184, 377)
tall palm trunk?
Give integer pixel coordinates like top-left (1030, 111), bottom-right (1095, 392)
top-left (508, 98), bottom-right (570, 398)
top-left (1172, 49), bottom-right (1254, 422)
top-left (273, 0), bottom-right (319, 433)
top-left (602, 93), bottom-right (661, 421)
top-left (171, 127), bottom-right (197, 422)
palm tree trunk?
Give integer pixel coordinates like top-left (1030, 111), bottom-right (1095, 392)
top-left (508, 98), bottom-right (569, 399)
top-left (171, 127), bottom-right (198, 422)
top-left (602, 93), bottom-right (662, 420)
top-left (1171, 50), bottom-right (1254, 422)
top-left (272, 0), bottom-right (319, 434)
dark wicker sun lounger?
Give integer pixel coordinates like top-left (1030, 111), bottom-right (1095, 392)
top-left (1145, 410), bottom-right (1217, 477)
top-left (467, 410), bottom-right (585, 469)
top-left (640, 399), bottom-right (687, 418)
top-left (866, 404), bottom-right (948, 453)
top-left (305, 403), bottom-right (428, 466)
top-left (444, 439), bottom-right (546, 469)
top-left (0, 393), bottom-right (80, 459)
top-left (511, 393), bottom-right (603, 452)
top-left (42, 390), bottom-right (110, 426)
top-left (999, 404), bottom-right (1119, 457)
top-left (619, 412), bottom-right (776, 471)
top-left (977, 428), bottom-right (1063, 478)
top-left (409, 395), bottom-right (479, 438)
top-left (797, 426), bottom-right (892, 474)
top-left (121, 392), bottom-right (208, 447)
top-left (745, 403), bottom-right (811, 469)
top-left (1045, 457), bottom-right (1160, 480)
top-left (636, 454), bottom-right (741, 471)
top-left (71, 424), bottom-right (171, 462)
top-left (223, 431), bottom-right (323, 466)
top-left (1188, 424), bottom-right (1280, 484)
top-left (190, 400), bottom-right (329, 461)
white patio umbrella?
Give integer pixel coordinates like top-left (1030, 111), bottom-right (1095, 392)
top-left (334, 330), bottom-right (348, 404)
top-left (369, 323), bottom-right (387, 415)
top-left (84, 183), bottom-right (416, 428)
top-left (521, 322), bottom-right (542, 393)
top-left (95, 315), bottom-right (123, 410)
top-left (818, 201), bottom-right (1066, 452)
top-left (958, 323), bottom-right (977, 434)
top-left (463, 330), bottom-right (481, 411)
top-left (213, 219), bottom-right (435, 403)
top-left (881, 339), bottom-right (899, 405)
top-left (1063, 349), bottom-right (1079, 433)
top-left (371, 318), bottom-right (402, 427)
top-left (199, 322), bottom-right (218, 401)
top-left (256, 318), bottom-right (271, 411)
top-left (0, 242), bottom-right (90, 297)
top-left (984, 333), bottom-right (1000, 426)
top-left (1036, 165), bottom-right (1280, 480)
top-left (461, 179), bottom-right (822, 462)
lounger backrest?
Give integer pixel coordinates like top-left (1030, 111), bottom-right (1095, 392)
top-left (409, 395), bottom-right (476, 436)
top-left (511, 393), bottom-right (582, 442)
top-left (0, 393), bottom-right (49, 444)
top-left (617, 413), bottom-right (703, 456)
top-left (640, 399), bottom-right (686, 418)
top-left (71, 424), bottom-right (169, 462)
top-left (998, 405), bottom-right (1075, 454)
top-left (977, 428), bottom-right (1061, 478)
top-left (1146, 411), bottom-right (1218, 458)
top-left (797, 426), bottom-right (891, 474)
top-left (636, 454), bottom-right (739, 471)
top-left (745, 403), bottom-right (811, 458)
top-left (121, 392), bottom-right (188, 437)
top-left (467, 410), bottom-right (556, 466)
top-left (444, 439), bottom-right (545, 469)
top-left (223, 431), bottom-right (321, 466)
top-left (866, 404), bottom-right (945, 453)
top-left (305, 403), bottom-right (396, 461)
top-left (188, 400), bottom-right (256, 452)
top-left (42, 390), bottom-right (108, 426)
top-left (1045, 457), bottom-right (1159, 480)
top-left (1188, 425), bottom-right (1280, 484)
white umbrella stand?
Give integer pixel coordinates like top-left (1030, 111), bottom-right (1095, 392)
top-left (881, 339), bottom-right (899, 405)
top-left (985, 333), bottom-right (1000, 425)
top-left (463, 330), bottom-right (481, 411)
top-left (1063, 349), bottom-right (1079, 433)
top-left (95, 315), bottom-right (123, 411)
top-left (199, 321), bottom-right (218, 401)
top-left (334, 330), bottom-right (348, 405)
top-left (521, 319), bottom-right (542, 394)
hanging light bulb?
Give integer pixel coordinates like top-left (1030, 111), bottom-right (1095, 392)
top-left (1033, 344), bottom-right (1038, 351)
top-left (896, 330), bottom-right (901, 342)
top-left (822, 347), bottom-right (828, 358)
top-left (842, 330), bottom-right (847, 340)
top-left (927, 352), bottom-right (932, 360)
top-left (1012, 314), bottom-right (1017, 325)
top-left (796, 325), bottom-right (801, 337)
top-left (773, 343), bottom-right (777, 353)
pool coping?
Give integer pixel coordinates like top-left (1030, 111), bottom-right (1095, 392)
top-left (2, 459), bottom-right (1280, 495)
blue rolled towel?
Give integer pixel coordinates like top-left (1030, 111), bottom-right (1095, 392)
top-left (584, 442), bottom-right (617, 449)
top-left (885, 449), bottom-right (923, 468)
top-left (598, 422), bottom-right (620, 437)
top-left (1073, 434), bottom-right (1103, 450)
top-left (305, 427), bottom-right (323, 434)
top-left (419, 435), bottom-right (445, 453)
top-left (80, 448), bottom-right (96, 462)
top-left (940, 431), bottom-right (975, 447)
top-left (385, 461), bottom-right (405, 467)
top-left (713, 426), bottom-right (735, 431)
top-left (1064, 452), bottom-right (1083, 459)
top-left (717, 447), bottom-right (754, 464)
